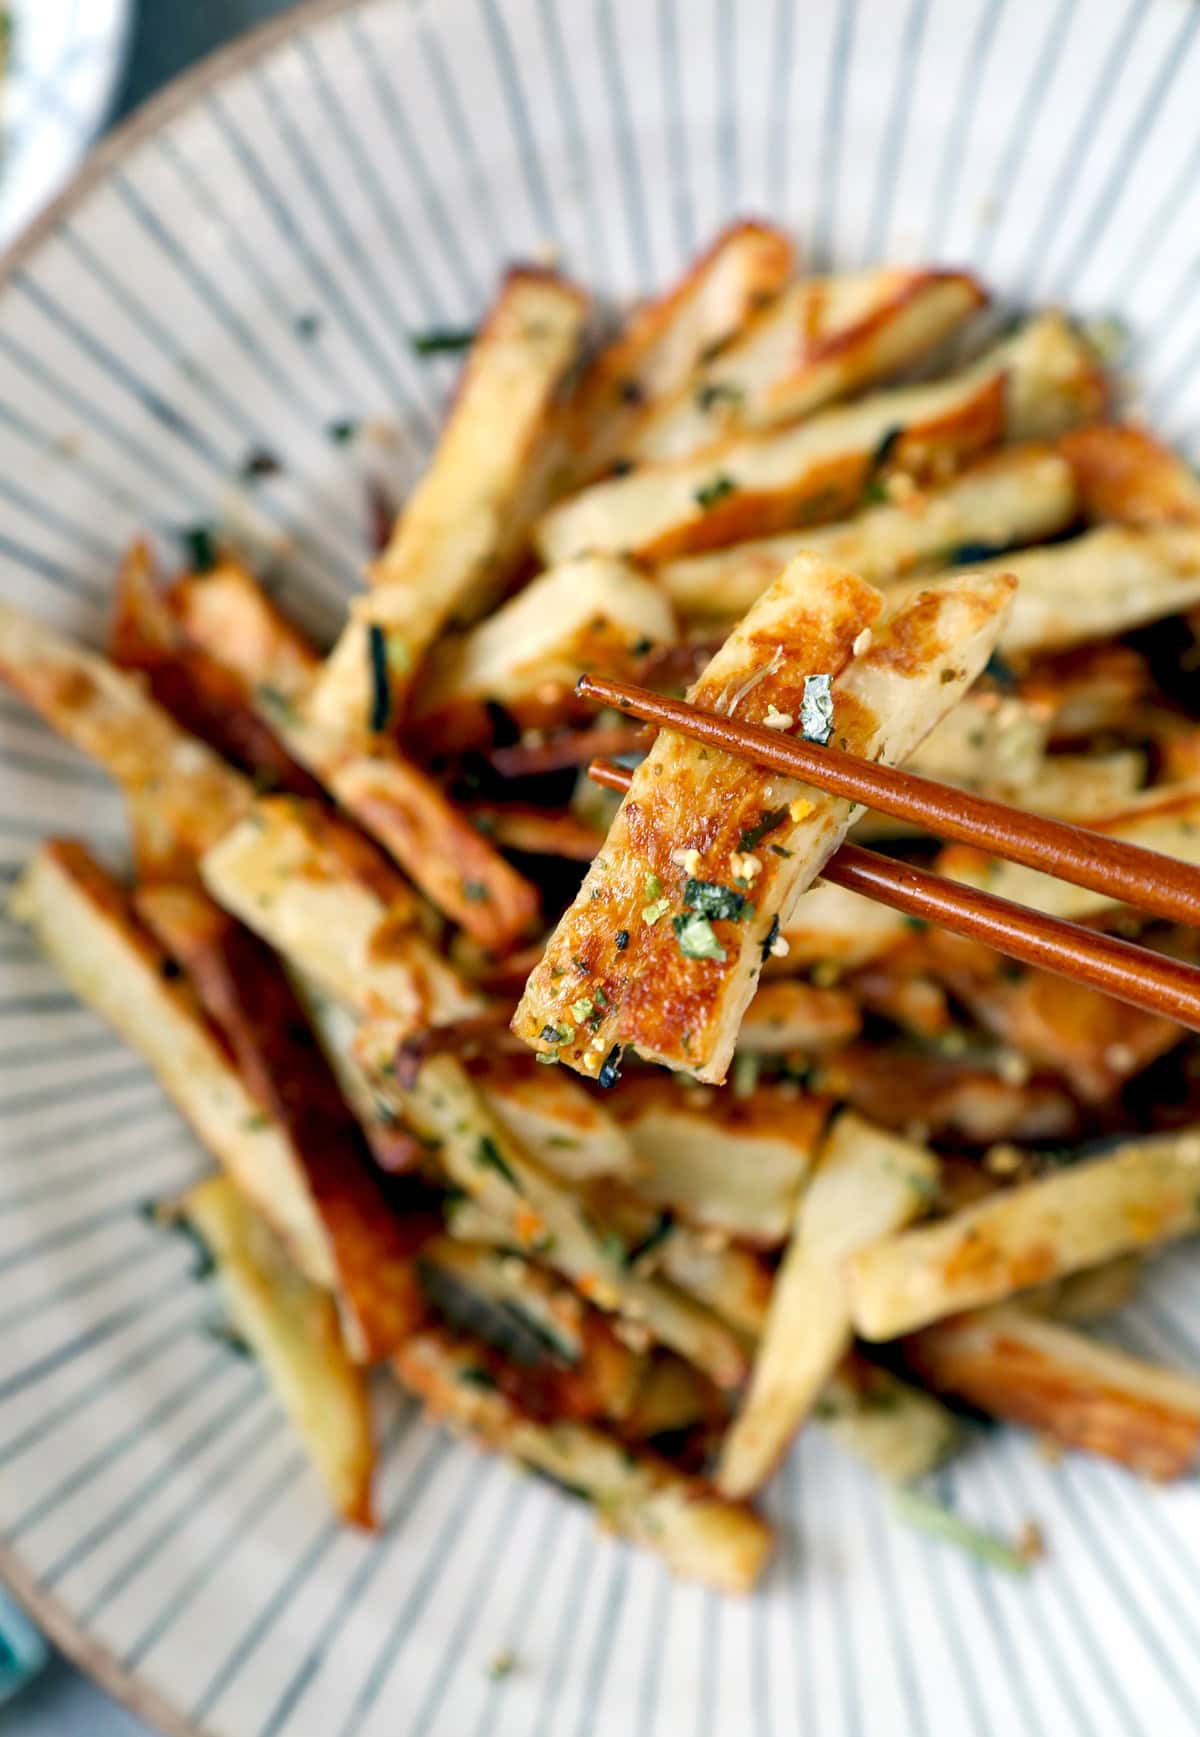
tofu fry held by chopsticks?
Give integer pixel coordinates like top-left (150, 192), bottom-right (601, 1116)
top-left (513, 554), bottom-right (1015, 1084)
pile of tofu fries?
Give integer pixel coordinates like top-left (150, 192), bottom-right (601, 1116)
top-left (10, 221), bottom-right (1200, 1592)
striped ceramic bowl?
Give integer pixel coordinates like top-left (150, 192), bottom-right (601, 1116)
top-left (2, 2), bottom-right (1200, 1734)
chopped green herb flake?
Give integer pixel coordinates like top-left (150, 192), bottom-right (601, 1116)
top-left (760, 913), bottom-right (780, 963)
top-left (768, 843), bottom-right (793, 858)
top-left (475, 1134), bottom-right (521, 1191)
top-left (904, 915), bottom-right (928, 932)
top-left (684, 879), bottom-right (753, 921)
top-left (644, 872), bottom-right (663, 900)
top-left (799, 673), bottom-right (834, 745)
top-left (570, 996), bottom-right (595, 1022)
top-left (242, 1113), bottom-right (270, 1132)
top-left (256, 684), bottom-right (299, 725)
top-left (535, 1051), bottom-right (561, 1065)
top-left (180, 525), bottom-right (217, 573)
top-left (463, 880), bottom-right (490, 903)
top-left (984, 652), bottom-right (1018, 691)
top-left (892, 1488), bottom-right (1031, 1575)
top-left (541, 1022), bottom-right (571, 1044)
top-left (410, 326), bottom-right (477, 357)
top-left (458, 1364), bottom-right (498, 1389)
top-left (623, 1211), bottom-right (674, 1267)
top-left (696, 380), bottom-right (744, 412)
top-left (239, 447), bottom-right (282, 483)
top-left (672, 912), bottom-right (727, 962)
top-left (694, 473), bottom-right (737, 511)
top-left (642, 897), bottom-right (671, 926)
top-left (940, 668), bottom-right (958, 684)
top-left (732, 1052), bottom-right (761, 1099)
top-left (871, 424), bottom-right (904, 470)
top-left (367, 622), bottom-right (391, 732)
top-left (950, 540), bottom-right (1005, 564)
top-left (862, 479), bottom-right (890, 506)
top-left (597, 1044), bottom-right (623, 1089)
top-left (738, 806), bottom-right (788, 852)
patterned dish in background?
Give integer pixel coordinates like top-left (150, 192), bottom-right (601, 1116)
top-left (4, 2), bottom-right (1200, 1735)
top-left (0, 0), bottom-right (132, 244)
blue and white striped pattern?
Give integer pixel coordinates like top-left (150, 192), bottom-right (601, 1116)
top-left (0, 0), bottom-right (132, 244)
top-left (3, 1), bottom-right (1200, 1731)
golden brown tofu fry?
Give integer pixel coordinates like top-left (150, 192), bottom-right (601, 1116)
top-left (812, 1044), bottom-right (1079, 1146)
top-left (941, 526), bottom-right (1200, 658)
top-left (536, 314), bottom-right (1103, 566)
top-left (514, 558), bottom-right (1014, 1083)
top-left (178, 1177), bottom-right (376, 1525)
top-left (656, 444), bottom-right (1078, 624)
top-left (928, 933), bottom-right (1182, 1103)
top-left (176, 564), bottom-right (541, 951)
top-left (135, 882), bottom-right (435, 1361)
top-left (395, 1055), bottom-right (749, 1388)
top-left (201, 797), bottom-right (482, 1035)
top-left (409, 555), bottom-right (677, 749)
top-left (309, 270), bottom-right (589, 730)
top-left (113, 543), bottom-right (319, 798)
top-left (0, 600), bottom-right (250, 855)
top-left (717, 1113), bottom-right (938, 1498)
top-left (906, 1304), bottom-right (1200, 1481)
top-left (611, 1075), bottom-right (828, 1245)
top-left (564, 219), bottom-right (794, 480)
top-left (937, 780), bottom-right (1200, 925)
top-left (394, 1327), bottom-right (772, 1592)
top-left (1060, 423), bottom-right (1200, 528)
top-left (738, 978), bottom-right (862, 1053)
top-left (628, 268), bottom-right (987, 461)
top-left (10, 842), bottom-right (331, 1287)
top-left (848, 1128), bottom-right (1200, 1340)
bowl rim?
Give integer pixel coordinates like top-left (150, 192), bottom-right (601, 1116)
top-left (0, 6), bottom-right (371, 1728)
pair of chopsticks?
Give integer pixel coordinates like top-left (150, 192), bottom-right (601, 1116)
top-left (577, 674), bottom-right (1200, 1033)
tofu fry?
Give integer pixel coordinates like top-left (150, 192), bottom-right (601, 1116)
top-left (738, 979), bottom-right (863, 1053)
top-left (612, 1076), bottom-right (828, 1245)
top-left (948, 526), bottom-right (1200, 658)
top-left (628, 268), bottom-right (987, 462)
top-left (394, 1326), bottom-right (772, 1592)
top-left (656, 444), bottom-right (1078, 623)
top-left (848, 1128), bottom-right (1200, 1339)
top-left (309, 270), bottom-right (590, 729)
top-left (112, 542), bottom-right (319, 798)
top-left (201, 796), bottom-right (483, 1034)
top-left (816, 1353), bottom-right (960, 1486)
top-left (0, 600), bottom-right (251, 854)
top-left (10, 842), bottom-right (332, 1288)
top-left (565, 219), bottom-right (794, 481)
top-left (514, 557), bottom-right (1014, 1083)
top-left (135, 882), bottom-right (433, 1361)
top-left (937, 780), bottom-right (1200, 924)
top-left (178, 1177), bottom-right (376, 1525)
top-left (175, 564), bottom-right (541, 950)
top-left (716, 1113), bottom-right (938, 1497)
top-left (410, 555), bottom-right (677, 749)
top-left (536, 314), bottom-right (1103, 566)
top-left (393, 1054), bottom-right (749, 1388)
top-left (1060, 422), bottom-right (1200, 528)
top-left (906, 1304), bottom-right (1200, 1481)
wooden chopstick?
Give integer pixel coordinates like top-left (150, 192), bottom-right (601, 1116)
top-left (578, 674), bottom-right (1200, 930)
top-left (587, 758), bottom-right (1200, 1033)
